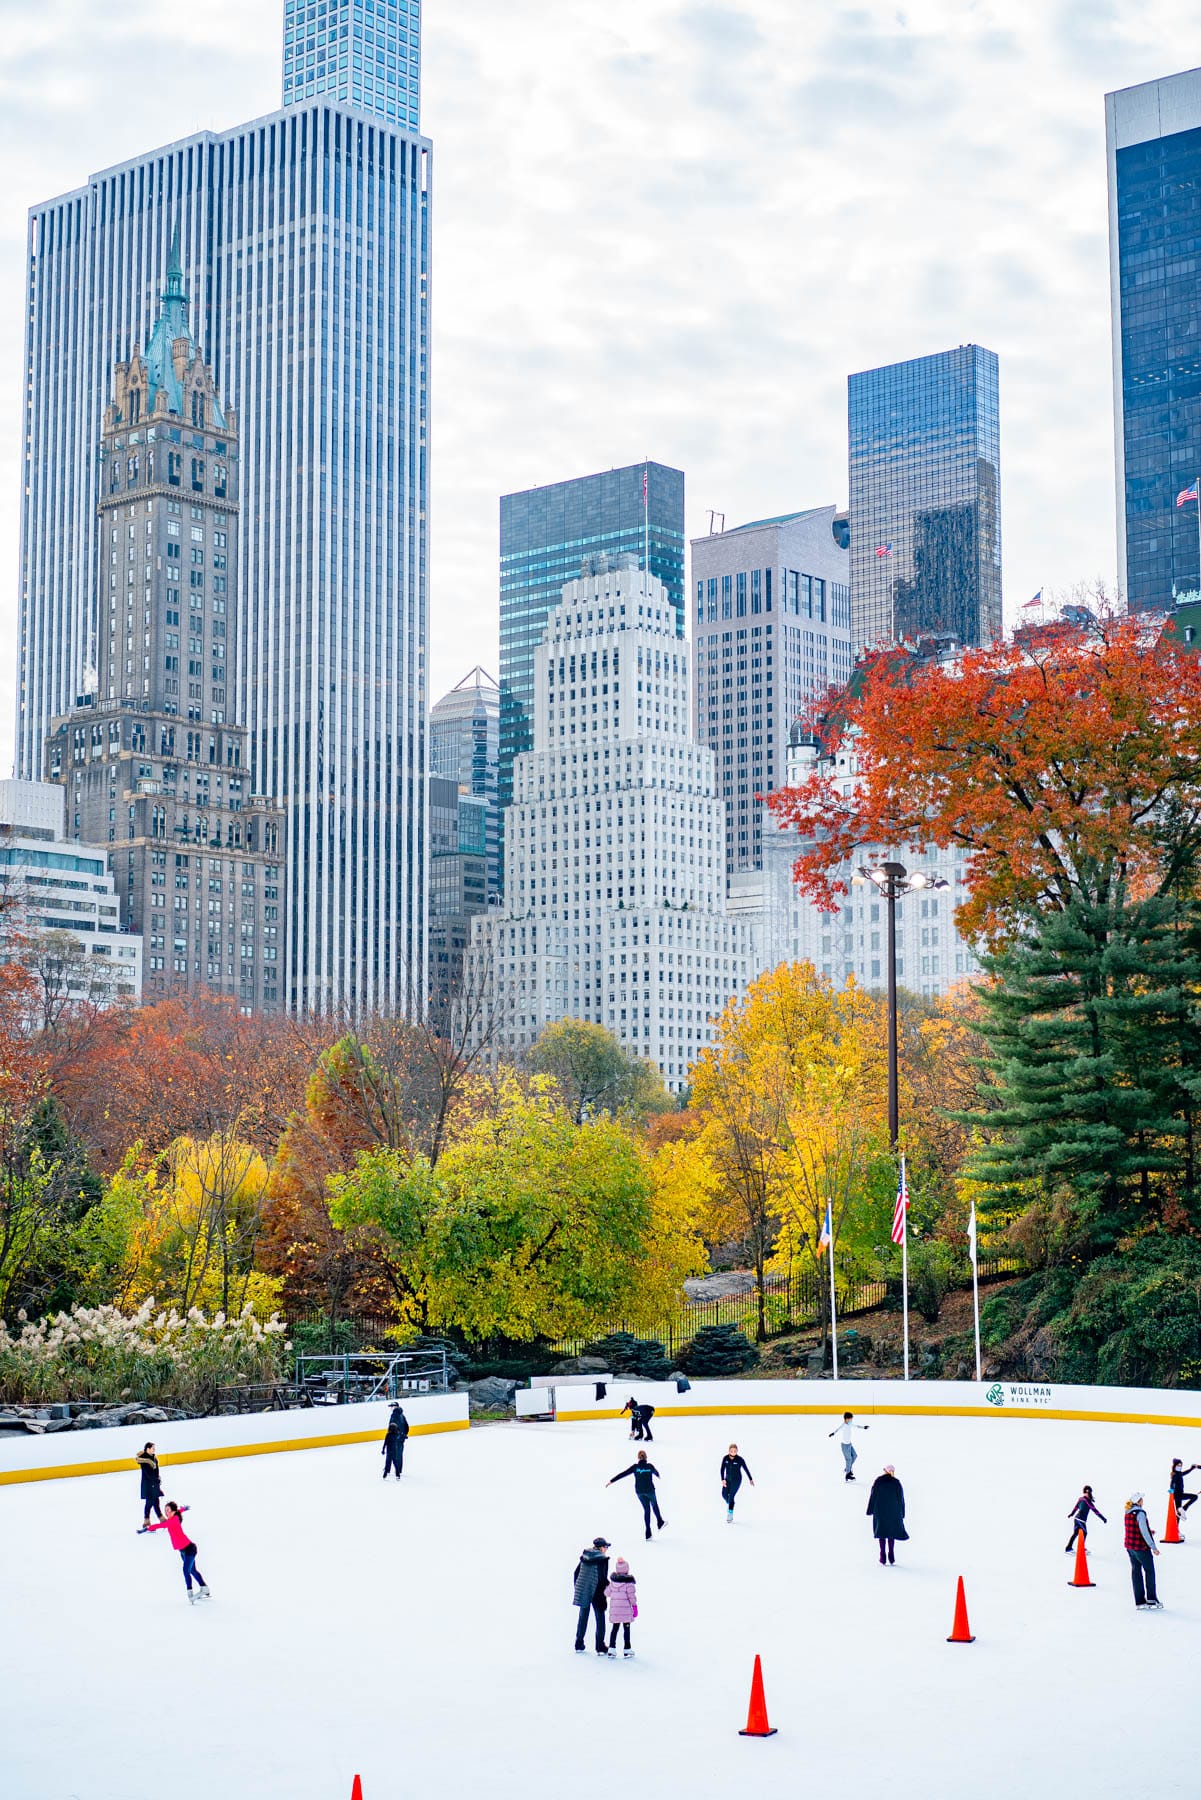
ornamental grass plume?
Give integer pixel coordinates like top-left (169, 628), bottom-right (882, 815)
top-left (0, 1300), bottom-right (286, 1409)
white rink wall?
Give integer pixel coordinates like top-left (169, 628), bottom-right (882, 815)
top-left (0, 1392), bottom-right (469, 1485)
top-left (518, 1375), bottom-right (1201, 1428)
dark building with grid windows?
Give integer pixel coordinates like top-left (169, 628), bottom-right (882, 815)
top-left (44, 252), bottom-right (285, 1013)
top-left (848, 345), bottom-right (1001, 653)
top-left (498, 462), bottom-right (685, 844)
top-left (428, 774), bottom-right (489, 1032)
top-left (1107, 70), bottom-right (1201, 611)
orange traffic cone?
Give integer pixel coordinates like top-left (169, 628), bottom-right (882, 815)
top-left (1068, 1530), bottom-right (1095, 1588)
top-left (738, 1654), bottom-right (778, 1737)
top-left (351, 1779), bottom-right (363, 1800)
top-left (946, 1575), bottom-right (976, 1643)
top-left (1164, 1497), bottom-right (1184, 1544)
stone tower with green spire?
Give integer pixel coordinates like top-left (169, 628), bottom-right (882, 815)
top-left (44, 246), bottom-right (286, 1015)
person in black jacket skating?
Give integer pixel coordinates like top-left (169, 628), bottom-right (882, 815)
top-left (866, 1465), bottom-right (909, 1566)
top-left (608, 1450), bottom-right (666, 1539)
top-left (135, 1443), bottom-right (164, 1525)
top-left (720, 1444), bottom-right (754, 1521)
top-left (622, 1398), bottom-right (655, 1442)
top-left (572, 1537), bottom-right (611, 1654)
top-left (1170, 1458), bottom-right (1200, 1519)
top-left (382, 1404), bottom-right (409, 1479)
top-left (1065, 1484), bottom-right (1107, 1552)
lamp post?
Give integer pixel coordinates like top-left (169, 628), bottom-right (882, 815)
top-left (851, 860), bottom-right (949, 1147)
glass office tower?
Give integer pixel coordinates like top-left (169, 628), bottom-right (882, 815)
top-left (1107, 69), bottom-right (1201, 611)
top-left (284, 0), bottom-right (421, 130)
top-left (17, 102), bottom-right (430, 1014)
top-left (848, 345), bottom-right (1001, 652)
top-left (498, 462), bottom-right (685, 825)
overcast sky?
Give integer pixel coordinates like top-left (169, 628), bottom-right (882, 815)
top-left (0, 1), bottom-right (1193, 760)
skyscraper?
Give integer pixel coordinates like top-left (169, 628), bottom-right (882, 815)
top-left (17, 47), bottom-right (429, 1012)
top-left (283, 0), bottom-right (421, 131)
top-left (498, 462), bottom-right (685, 827)
top-left (44, 253), bottom-right (285, 1014)
top-left (1106, 69), bottom-right (1201, 611)
top-left (474, 555), bottom-right (751, 1093)
top-left (848, 345), bottom-right (1001, 652)
top-left (691, 505), bottom-right (852, 874)
top-left (430, 666), bottom-right (500, 903)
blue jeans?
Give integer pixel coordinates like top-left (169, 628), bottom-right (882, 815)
top-left (181, 1545), bottom-right (206, 1591)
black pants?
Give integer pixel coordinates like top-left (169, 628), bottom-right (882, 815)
top-left (575, 1597), bottom-right (606, 1650)
top-left (722, 1481), bottom-right (741, 1512)
top-left (877, 1537), bottom-right (895, 1564)
top-left (1180, 1491), bottom-right (1197, 1513)
top-left (143, 1494), bottom-right (163, 1523)
top-left (1066, 1520), bottom-right (1088, 1551)
top-left (638, 1491), bottom-right (663, 1536)
top-left (1127, 1547), bottom-right (1158, 1605)
top-left (383, 1440), bottom-right (405, 1478)
top-left (608, 1620), bottom-right (631, 1650)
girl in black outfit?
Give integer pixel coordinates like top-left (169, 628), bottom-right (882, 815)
top-left (720, 1445), bottom-right (754, 1521)
top-left (1065, 1484), bottom-right (1106, 1552)
top-left (136, 1443), bottom-right (163, 1525)
top-left (607, 1450), bottom-right (666, 1539)
top-left (1170, 1458), bottom-right (1200, 1516)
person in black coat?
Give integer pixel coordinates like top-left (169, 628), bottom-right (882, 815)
top-left (135, 1443), bottom-right (163, 1524)
top-left (720, 1444), bottom-right (754, 1521)
top-left (1170, 1458), bottom-right (1200, 1517)
top-left (608, 1450), bottom-right (666, 1539)
top-left (866, 1465), bottom-right (908, 1566)
top-left (622, 1398), bottom-right (655, 1442)
top-left (572, 1537), bottom-right (611, 1654)
top-left (382, 1404), bottom-right (409, 1480)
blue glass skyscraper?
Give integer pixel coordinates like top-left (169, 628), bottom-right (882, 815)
top-left (1107, 69), bottom-right (1201, 611)
top-left (848, 345), bottom-right (1001, 652)
top-left (17, 25), bottom-right (429, 1013)
top-left (498, 462), bottom-right (685, 824)
top-left (283, 0), bottom-right (421, 131)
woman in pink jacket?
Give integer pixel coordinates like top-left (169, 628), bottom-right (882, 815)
top-left (605, 1556), bottom-right (638, 1658)
top-left (142, 1501), bottom-right (211, 1604)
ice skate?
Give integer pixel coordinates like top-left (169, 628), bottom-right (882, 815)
top-left (726, 1508), bottom-right (734, 1522)
top-left (623, 1649), bottom-right (635, 1658)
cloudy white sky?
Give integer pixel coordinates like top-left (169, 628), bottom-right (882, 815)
top-left (0, 1), bottom-right (1193, 757)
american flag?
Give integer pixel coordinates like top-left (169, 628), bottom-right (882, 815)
top-left (642, 469), bottom-right (648, 504)
top-left (1177, 481), bottom-right (1198, 509)
top-left (890, 1157), bottom-right (909, 1246)
top-left (875, 543), bottom-right (892, 559)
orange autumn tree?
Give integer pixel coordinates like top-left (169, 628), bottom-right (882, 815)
top-left (767, 612), bottom-right (1201, 943)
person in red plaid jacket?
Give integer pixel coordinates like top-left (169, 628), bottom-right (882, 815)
top-left (1123, 1494), bottom-right (1161, 1610)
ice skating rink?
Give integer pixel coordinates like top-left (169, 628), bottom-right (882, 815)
top-left (2, 1407), bottom-right (1198, 1799)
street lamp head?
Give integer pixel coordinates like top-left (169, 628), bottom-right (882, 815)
top-left (907, 873), bottom-right (930, 890)
top-left (882, 860), bottom-right (907, 879)
top-left (850, 872), bottom-right (867, 886)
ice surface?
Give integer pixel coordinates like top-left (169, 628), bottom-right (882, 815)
top-left (2, 1409), bottom-right (1198, 1798)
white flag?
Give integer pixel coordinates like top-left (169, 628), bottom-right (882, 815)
top-left (967, 1202), bottom-right (978, 1268)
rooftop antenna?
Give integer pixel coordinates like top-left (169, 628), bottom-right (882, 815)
top-left (706, 510), bottom-right (725, 536)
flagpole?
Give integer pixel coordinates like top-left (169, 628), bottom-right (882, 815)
top-left (827, 1205), bottom-right (839, 1381)
top-left (900, 1155), bottom-right (910, 1383)
top-left (970, 1204), bottom-right (982, 1384)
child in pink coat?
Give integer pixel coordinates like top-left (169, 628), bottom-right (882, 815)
top-left (142, 1501), bottom-right (211, 1603)
top-left (605, 1556), bottom-right (638, 1658)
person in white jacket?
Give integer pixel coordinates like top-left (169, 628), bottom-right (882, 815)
top-left (829, 1411), bottom-right (869, 1482)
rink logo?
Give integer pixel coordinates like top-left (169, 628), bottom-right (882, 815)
top-left (985, 1382), bottom-right (1054, 1409)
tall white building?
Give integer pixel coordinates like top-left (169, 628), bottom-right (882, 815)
top-left (733, 723), bottom-right (981, 999)
top-left (473, 556), bottom-right (753, 1092)
top-left (16, 24), bottom-right (429, 1014)
top-left (0, 781), bottom-right (142, 1004)
top-left (691, 505), bottom-right (852, 874)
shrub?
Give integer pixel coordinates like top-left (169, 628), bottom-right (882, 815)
top-left (677, 1323), bottom-right (760, 1376)
top-left (0, 1301), bottom-right (287, 1409)
top-left (908, 1240), bottom-right (962, 1324)
top-left (580, 1331), bottom-right (673, 1381)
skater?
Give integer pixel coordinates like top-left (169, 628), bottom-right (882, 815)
top-left (135, 1442), bottom-right (163, 1525)
top-left (572, 1536), bottom-right (611, 1655)
top-left (142, 1501), bottom-right (211, 1603)
top-left (382, 1403), bottom-right (409, 1479)
top-left (866, 1464), bottom-right (908, 1565)
top-left (622, 1397), bottom-right (655, 1442)
top-left (1123, 1493), bottom-right (1161, 1610)
top-left (608, 1450), bottom-right (666, 1540)
top-left (720, 1444), bottom-right (754, 1521)
top-left (829, 1411), bottom-right (869, 1481)
top-left (1169, 1457), bottom-right (1200, 1518)
top-left (1065, 1484), bottom-right (1106, 1552)
top-left (606, 1555), bottom-right (639, 1657)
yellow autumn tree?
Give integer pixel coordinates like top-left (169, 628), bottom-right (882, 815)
top-left (127, 1132), bottom-right (279, 1318)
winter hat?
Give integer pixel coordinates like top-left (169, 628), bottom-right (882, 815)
top-left (884, 1465), bottom-right (895, 1475)
top-left (614, 1557), bottom-right (630, 1574)
top-left (1128, 1493), bottom-right (1143, 1506)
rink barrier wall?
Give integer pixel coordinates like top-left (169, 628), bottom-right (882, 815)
top-left (518, 1377), bottom-right (1201, 1431)
top-left (0, 1393), bottom-right (469, 1487)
